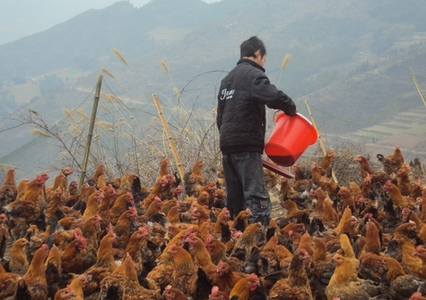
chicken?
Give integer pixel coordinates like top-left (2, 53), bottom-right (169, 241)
top-left (396, 162), bottom-right (414, 196)
top-left (47, 166), bottom-right (73, 200)
top-left (45, 244), bottom-right (63, 299)
top-left (109, 191), bottom-right (134, 225)
top-left (311, 162), bottom-right (325, 188)
top-left (326, 253), bottom-right (380, 300)
top-left (0, 213), bottom-right (10, 263)
top-left (163, 284), bottom-right (189, 300)
top-left (99, 252), bottom-right (161, 300)
top-left (383, 179), bottom-right (414, 208)
top-left (308, 237), bottom-right (335, 300)
top-left (5, 174), bottom-right (46, 239)
top-left (269, 249), bottom-right (313, 300)
top-left (60, 229), bottom-right (87, 274)
top-left (53, 285), bottom-right (76, 300)
top-left (84, 228), bottom-right (117, 296)
top-left (382, 255), bottom-right (426, 300)
top-left (229, 273), bottom-right (267, 300)
top-left (320, 150), bottom-right (336, 177)
top-left (125, 226), bottom-right (150, 282)
top-left (17, 244), bottom-right (50, 300)
top-left (0, 168), bottom-right (18, 211)
top-left (230, 222), bottom-right (263, 262)
top-left (213, 259), bottom-right (250, 295)
top-left (80, 189), bottom-right (104, 220)
top-left (321, 198), bottom-right (339, 229)
top-left (232, 208), bottom-right (253, 233)
top-left (113, 207), bottom-right (137, 252)
top-left (168, 243), bottom-right (198, 298)
top-left (337, 186), bottom-right (355, 212)
top-left (354, 155), bottom-right (389, 185)
top-left (69, 274), bottom-right (87, 300)
top-left (9, 237), bottom-right (29, 275)
top-left (184, 160), bottom-right (206, 197)
top-left (205, 234), bottom-right (227, 265)
top-left (377, 145), bottom-right (404, 176)
top-left (0, 260), bottom-right (22, 299)
top-left (281, 200), bottom-right (310, 223)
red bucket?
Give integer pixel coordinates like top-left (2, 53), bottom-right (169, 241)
top-left (265, 112), bottom-right (318, 166)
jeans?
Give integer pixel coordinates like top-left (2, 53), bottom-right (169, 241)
top-left (222, 152), bottom-right (271, 222)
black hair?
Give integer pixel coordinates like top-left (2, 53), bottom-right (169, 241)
top-left (240, 36), bottom-right (267, 59)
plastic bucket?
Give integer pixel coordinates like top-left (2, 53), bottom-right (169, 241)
top-left (264, 112), bottom-right (318, 166)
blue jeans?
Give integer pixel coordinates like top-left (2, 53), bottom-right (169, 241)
top-left (222, 152), bottom-right (271, 222)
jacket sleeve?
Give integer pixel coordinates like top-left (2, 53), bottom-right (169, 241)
top-left (251, 73), bottom-right (297, 116)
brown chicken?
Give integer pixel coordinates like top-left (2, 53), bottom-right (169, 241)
top-left (0, 168), bottom-right (18, 210)
top-left (269, 249), bottom-right (312, 300)
top-left (53, 285), bottom-right (76, 300)
top-left (184, 160), bottom-right (206, 197)
top-left (326, 253), bottom-right (377, 300)
top-left (15, 244), bottom-right (50, 300)
top-left (0, 260), bottom-right (22, 299)
top-left (99, 252), bottom-right (160, 300)
top-left (45, 244), bottom-right (63, 299)
top-left (109, 191), bottom-right (134, 225)
top-left (5, 174), bottom-right (46, 238)
top-left (230, 222), bottom-right (263, 262)
top-left (383, 180), bottom-right (414, 208)
top-left (8, 237), bottom-right (29, 275)
top-left (84, 228), bottom-right (117, 296)
top-left (163, 284), bottom-right (189, 300)
top-left (69, 274), bottom-right (87, 300)
top-left (113, 207), bottom-right (137, 252)
top-left (377, 145), bottom-right (404, 176)
top-left (229, 273), bottom-right (267, 300)
top-left (80, 189), bottom-right (104, 220)
top-left (321, 198), bottom-right (339, 229)
top-left (308, 237), bottom-right (335, 300)
top-left (382, 255), bottom-right (426, 300)
top-left (60, 230), bottom-right (87, 274)
top-left (168, 243), bottom-right (198, 298)
top-left (215, 259), bottom-right (251, 294)
top-left (354, 155), bottom-right (389, 185)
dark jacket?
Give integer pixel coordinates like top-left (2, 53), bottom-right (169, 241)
top-left (216, 58), bottom-right (297, 154)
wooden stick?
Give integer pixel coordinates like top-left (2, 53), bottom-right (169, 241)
top-left (305, 100), bottom-right (338, 184)
top-left (79, 74), bottom-right (102, 189)
top-left (410, 67), bottom-right (426, 109)
top-left (152, 93), bottom-right (185, 181)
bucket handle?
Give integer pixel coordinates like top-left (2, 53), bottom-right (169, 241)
top-left (273, 110), bottom-right (282, 124)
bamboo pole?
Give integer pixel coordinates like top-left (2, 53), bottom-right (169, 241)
top-left (305, 100), bottom-right (338, 184)
top-left (79, 74), bottom-right (103, 189)
top-left (410, 67), bottom-right (426, 109)
top-left (152, 93), bottom-right (185, 181)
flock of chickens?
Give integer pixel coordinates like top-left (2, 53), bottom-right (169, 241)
top-left (1, 147), bottom-right (426, 300)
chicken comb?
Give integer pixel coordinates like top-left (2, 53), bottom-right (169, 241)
top-left (154, 196), bottom-right (162, 202)
top-left (205, 234), bottom-right (212, 243)
top-left (138, 226), bottom-right (149, 235)
top-left (79, 235), bottom-right (88, 247)
top-left (209, 286), bottom-right (219, 297)
top-left (250, 273), bottom-right (259, 283)
top-left (217, 260), bottom-right (224, 268)
top-left (67, 285), bottom-right (74, 293)
top-left (128, 206), bottom-right (137, 214)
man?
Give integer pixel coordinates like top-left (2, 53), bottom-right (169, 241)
top-left (216, 36), bottom-right (297, 224)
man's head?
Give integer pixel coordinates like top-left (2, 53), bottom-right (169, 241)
top-left (240, 36), bottom-right (267, 67)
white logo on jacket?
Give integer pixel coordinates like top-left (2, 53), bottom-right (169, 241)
top-left (219, 88), bottom-right (235, 100)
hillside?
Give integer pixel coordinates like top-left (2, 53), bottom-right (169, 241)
top-left (1, 0), bottom-right (426, 179)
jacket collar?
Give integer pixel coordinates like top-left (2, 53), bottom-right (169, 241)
top-left (237, 58), bottom-right (265, 72)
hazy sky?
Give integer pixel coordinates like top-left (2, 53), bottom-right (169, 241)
top-left (0, 0), bottom-right (222, 45)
